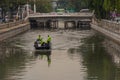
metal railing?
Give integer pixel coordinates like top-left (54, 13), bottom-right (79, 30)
top-left (0, 20), bottom-right (29, 29)
top-left (29, 12), bottom-right (93, 17)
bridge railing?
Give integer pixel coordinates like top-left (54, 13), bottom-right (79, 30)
top-left (29, 12), bottom-right (93, 17)
top-left (0, 20), bottom-right (29, 29)
top-left (92, 18), bottom-right (120, 34)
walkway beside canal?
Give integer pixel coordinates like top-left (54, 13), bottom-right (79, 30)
top-left (91, 18), bottom-right (120, 44)
top-left (0, 20), bottom-right (30, 41)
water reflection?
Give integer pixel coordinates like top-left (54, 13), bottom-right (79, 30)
top-left (0, 43), bottom-right (36, 80)
top-left (80, 35), bottom-right (118, 80)
top-left (1, 29), bottom-right (120, 80)
top-left (104, 38), bottom-right (120, 66)
top-left (0, 47), bottom-right (26, 80)
top-left (0, 46), bottom-right (23, 63)
top-left (68, 34), bottom-right (120, 80)
top-left (33, 50), bottom-right (51, 67)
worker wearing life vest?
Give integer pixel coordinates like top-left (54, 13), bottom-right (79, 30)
top-left (37, 35), bottom-right (44, 45)
top-left (47, 35), bottom-right (51, 43)
top-left (40, 38), bottom-right (45, 46)
top-left (37, 35), bottom-right (42, 41)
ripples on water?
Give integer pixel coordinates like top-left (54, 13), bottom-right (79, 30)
top-left (0, 29), bottom-right (120, 80)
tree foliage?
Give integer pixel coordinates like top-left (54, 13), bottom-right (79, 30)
top-left (0, 0), bottom-right (120, 18)
top-left (0, 0), bottom-right (52, 13)
top-left (89, 0), bottom-right (120, 19)
top-left (58, 0), bottom-right (120, 19)
top-left (58, 0), bottom-right (89, 12)
top-left (35, 0), bottom-right (52, 13)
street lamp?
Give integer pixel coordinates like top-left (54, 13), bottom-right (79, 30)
top-left (34, 0), bottom-right (36, 14)
top-left (26, 1), bottom-right (29, 17)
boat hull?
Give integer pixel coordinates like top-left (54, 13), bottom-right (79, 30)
top-left (34, 41), bottom-right (51, 50)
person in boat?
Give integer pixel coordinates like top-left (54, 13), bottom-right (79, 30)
top-left (37, 35), bottom-right (42, 41)
top-left (36, 35), bottom-right (43, 46)
top-left (47, 35), bottom-right (51, 44)
top-left (37, 35), bottom-right (44, 44)
top-left (40, 38), bottom-right (45, 46)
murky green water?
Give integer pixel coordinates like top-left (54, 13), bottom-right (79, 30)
top-left (0, 29), bottom-right (120, 80)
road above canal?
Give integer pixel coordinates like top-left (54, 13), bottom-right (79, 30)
top-left (0, 29), bottom-right (120, 80)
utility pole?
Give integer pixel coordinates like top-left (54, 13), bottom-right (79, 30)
top-left (26, 1), bottom-right (29, 17)
top-left (34, 0), bottom-right (36, 14)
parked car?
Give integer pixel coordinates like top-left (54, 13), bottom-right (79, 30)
top-left (114, 17), bottom-right (120, 22)
top-left (80, 9), bottom-right (90, 12)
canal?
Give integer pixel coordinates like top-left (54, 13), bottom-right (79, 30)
top-left (0, 29), bottom-right (120, 80)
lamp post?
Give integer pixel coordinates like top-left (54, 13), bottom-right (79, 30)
top-left (34, 0), bottom-right (36, 14)
top-left (26, 1), bottom-right (29, 17)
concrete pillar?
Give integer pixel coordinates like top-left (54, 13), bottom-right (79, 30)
top-left (43, 21), bottom-right (46, 30)
top-left (55, 21), bottom-right (57, 28)
top-left (54, 21), bottom-right (56, 28)
top-left (65, 21), bottom-right (69, 29)
top-left (56, 20), bottom-right (58, 28)
top-left (73, 21), bottom-right (76, 28)
top-left (75, 21), bottom-right (77, 30)
top-left (77, 21), bottom-right (82, 29)
top-left (53, 21), bottom-right (56, 28)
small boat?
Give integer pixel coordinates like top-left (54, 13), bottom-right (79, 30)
top-left (34, 41), bottom-right (51, 50)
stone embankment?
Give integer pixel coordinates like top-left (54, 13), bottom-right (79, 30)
top-left (91, 18), bottom-right (120, 44)
top-left (91, 18), bottom-right (120, 65)
top-left (0, 20), bottom-right (30, 41)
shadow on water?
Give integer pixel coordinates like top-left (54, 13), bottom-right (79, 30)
top-left (68, 33), bottom-right (120, 80)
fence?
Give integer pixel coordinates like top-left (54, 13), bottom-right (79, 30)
top-left (0, 20), bottom-right (28, 29)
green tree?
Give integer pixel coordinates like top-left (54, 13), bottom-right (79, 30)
top-left (35, 0), bottom-right (52, 13)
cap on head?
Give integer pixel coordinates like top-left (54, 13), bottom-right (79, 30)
top-left (39, 35), bottom-right (41, 37)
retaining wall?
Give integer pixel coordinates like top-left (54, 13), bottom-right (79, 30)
top-left (91, 18), bottom-right (120, 44)
top-left (0, 21), bottom-right (30, 41)
top-left (91, 18), bottom-right (120, 65)
top-left (103, 38), bottom-right (120, 65)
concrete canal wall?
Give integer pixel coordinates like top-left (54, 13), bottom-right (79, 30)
top-left (91, 18), bottom-right (120, 44)
top-left (103, 38), bottom-right (120, 65)
top-left (0, 20), bottom-right (30, 41)
top-left (91, 18), bottom-right (120, 64)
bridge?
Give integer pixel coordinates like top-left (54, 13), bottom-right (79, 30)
top-left (28, 12), bottom-right (94, 29)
